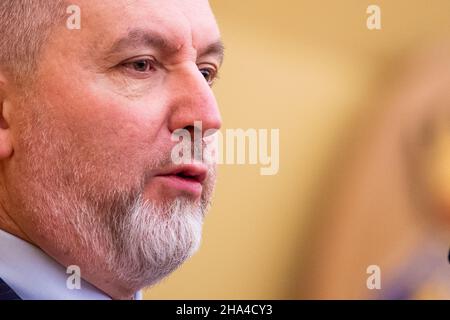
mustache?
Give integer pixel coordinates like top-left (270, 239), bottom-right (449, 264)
top-left (145, 138), bottom-right (212, 171)
top-left (141, 141), bottom-right (216, 183)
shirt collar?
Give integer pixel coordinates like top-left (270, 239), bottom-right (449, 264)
top-left (0, 229), bottom-right (141, 300)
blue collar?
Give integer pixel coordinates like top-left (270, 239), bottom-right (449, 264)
top-left (0, 229), bottom-right (141, 300)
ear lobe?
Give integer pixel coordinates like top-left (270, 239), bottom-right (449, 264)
top-left (0, 75), bottom-right (13, 159)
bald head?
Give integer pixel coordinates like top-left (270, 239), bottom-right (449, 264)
top-left (0, 0), bottom-right (67, 83)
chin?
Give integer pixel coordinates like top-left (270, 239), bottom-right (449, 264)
top-left (103, 196), bottom-right (205, 290)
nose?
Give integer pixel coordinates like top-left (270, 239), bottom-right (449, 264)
top-left (167, 64), bottom-right (222, 137)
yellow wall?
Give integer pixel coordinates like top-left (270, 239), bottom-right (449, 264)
top-left (145, 0), bottom-right (450, 299)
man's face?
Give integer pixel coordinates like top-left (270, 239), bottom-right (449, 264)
top-left (5, 0), bottom-right (222, 298)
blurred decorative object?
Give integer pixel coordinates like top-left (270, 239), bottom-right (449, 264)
top-left (298, 42), bottom-right (450, 300)
top-left (422, 120), bottom-right (450, 224)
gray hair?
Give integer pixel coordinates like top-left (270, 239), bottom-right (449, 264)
top-left (0, 0), bottom-right (67, 84)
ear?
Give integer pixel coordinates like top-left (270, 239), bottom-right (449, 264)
top-left (0, 72), bottom-right (13, 159)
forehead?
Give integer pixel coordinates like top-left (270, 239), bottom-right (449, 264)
top-left (70, 0), bottom-right (220, 55)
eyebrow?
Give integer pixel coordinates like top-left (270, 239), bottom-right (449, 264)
top-left (199, 41), bottom-right (225, 65)
top-left (106, 28), bottom-right (225, 64)
top-left (107, 29), bottom-right (178, 55)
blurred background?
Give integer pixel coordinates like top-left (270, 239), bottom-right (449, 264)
top-left (145, 0), bottom-right (450, 299)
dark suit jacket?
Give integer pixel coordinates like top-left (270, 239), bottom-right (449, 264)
top-left (0, 278), bottom-right (21, 300)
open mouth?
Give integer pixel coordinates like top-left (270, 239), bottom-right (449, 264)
top-left (169, 167), bottom-right (207, 184)
top-left (153, 164), bottom-right (208, 197)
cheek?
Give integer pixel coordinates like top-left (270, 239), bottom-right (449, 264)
top-left (55, 80), bottom-right (166, 144)
top-left (42, 85), bottom-right (171, 189)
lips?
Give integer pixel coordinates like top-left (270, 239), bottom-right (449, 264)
top-left (157, 164), bottom-right (207, 183)
top-left (153, 164), bottom-right (208, 197)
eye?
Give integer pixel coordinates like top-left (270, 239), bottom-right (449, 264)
top-left (199, 66), bottom-right (218, 86)
top-left (121, 58), bottom-right (156, 74)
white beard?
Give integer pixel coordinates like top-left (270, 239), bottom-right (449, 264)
top-left (39, 179), bottom-right (212, 292)
top-left (105, 196), bottom-right (206, 288)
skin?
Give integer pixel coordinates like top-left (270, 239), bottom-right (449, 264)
top-left (0, 0), bottom-right (222, 299)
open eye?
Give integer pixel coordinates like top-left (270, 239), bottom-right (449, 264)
top-left (121, 58), bottom-right (156, 74)
top-left (199, 66), bottom-right (218, 86)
